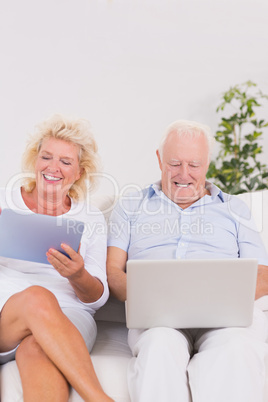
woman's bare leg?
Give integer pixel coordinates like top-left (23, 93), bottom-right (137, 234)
top-left (0, 286), bottom-right (113, 402)
top-left (16, 335), bottom-right (69, 402)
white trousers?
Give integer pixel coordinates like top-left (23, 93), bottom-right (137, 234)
top-left (127, 306), bottom-right (268, 402)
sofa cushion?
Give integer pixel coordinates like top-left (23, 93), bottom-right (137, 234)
top-left (91, 321), bottom-right (131, 401)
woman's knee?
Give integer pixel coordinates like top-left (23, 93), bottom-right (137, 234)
top-left (20, 286), bottom-right (61, 320)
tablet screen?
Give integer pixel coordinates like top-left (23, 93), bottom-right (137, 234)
top-left (0, 209), bottom-right (85, 264)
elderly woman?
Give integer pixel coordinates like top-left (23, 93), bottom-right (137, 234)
top-left (0, 115), bottom-right (113, 401)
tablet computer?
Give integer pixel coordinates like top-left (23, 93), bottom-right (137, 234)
top-left (0, 208), bottom-right (84, 264)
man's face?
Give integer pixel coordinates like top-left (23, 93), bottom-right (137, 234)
top-left (156, 131), bottom-right (210, 209)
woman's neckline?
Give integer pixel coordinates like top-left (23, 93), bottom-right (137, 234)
top-left (19, 186), bottom-right (73, 217)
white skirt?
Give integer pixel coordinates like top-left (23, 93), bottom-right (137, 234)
top-left (0, 267), bottom-right (97, 364)
top-left (0, 304), bottom-right (97, 364)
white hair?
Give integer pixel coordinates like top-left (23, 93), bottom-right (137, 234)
top-left (158, 119), bottom-right (215, 161)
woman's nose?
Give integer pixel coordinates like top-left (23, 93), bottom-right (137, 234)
top-left (47, 158), bottom-right (60, 171)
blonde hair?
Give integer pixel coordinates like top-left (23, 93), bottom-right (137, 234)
top-left (22, 114), bottom-right (100, 200)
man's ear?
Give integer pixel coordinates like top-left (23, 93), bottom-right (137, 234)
top-left (156, 149), bottom-right (162, 171)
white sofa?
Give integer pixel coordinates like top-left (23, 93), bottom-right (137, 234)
top-left (1, 190), bottom-right (268, 402)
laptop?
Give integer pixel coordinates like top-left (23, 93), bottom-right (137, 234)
top-left (0, 208), bottom-right (84, 264)
top-left (126, 259), bottom-right (258, 329)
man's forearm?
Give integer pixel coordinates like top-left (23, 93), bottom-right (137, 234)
top-left (108, 268), bottom-right (127, 302)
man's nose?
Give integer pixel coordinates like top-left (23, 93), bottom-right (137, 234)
top-left (179, 163), bottom-right (189, 178)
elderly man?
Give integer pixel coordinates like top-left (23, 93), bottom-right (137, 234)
top-left (107, 120), bottom-right (268, 402)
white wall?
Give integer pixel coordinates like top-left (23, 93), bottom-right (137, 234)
top-left (1, 0), bottom-right (268, 196)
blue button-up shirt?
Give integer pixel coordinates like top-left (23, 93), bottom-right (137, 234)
top-left (108, 181), bottom-right (268, 265)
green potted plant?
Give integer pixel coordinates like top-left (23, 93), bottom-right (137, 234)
top-left (207, 81), bottom-right (268, 194)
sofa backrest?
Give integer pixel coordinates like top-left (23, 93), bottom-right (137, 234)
top-left (237, 190), bottom-right (268, 251)
top-left (94, 296), bottom-right (126, 322)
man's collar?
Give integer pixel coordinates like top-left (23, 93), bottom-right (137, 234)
top-left (148, 180), bottom-right (225, 203)
top-left (148, 181), bottom-right (162, 198)
top-left (205, 181), bottom-right (224, 202)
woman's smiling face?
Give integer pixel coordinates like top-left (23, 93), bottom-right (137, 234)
top-left (35, 137), bottom-right (82, 199)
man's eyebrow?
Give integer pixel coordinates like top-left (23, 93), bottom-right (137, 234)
top-left (169, 159), bottom-right (201, 163)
